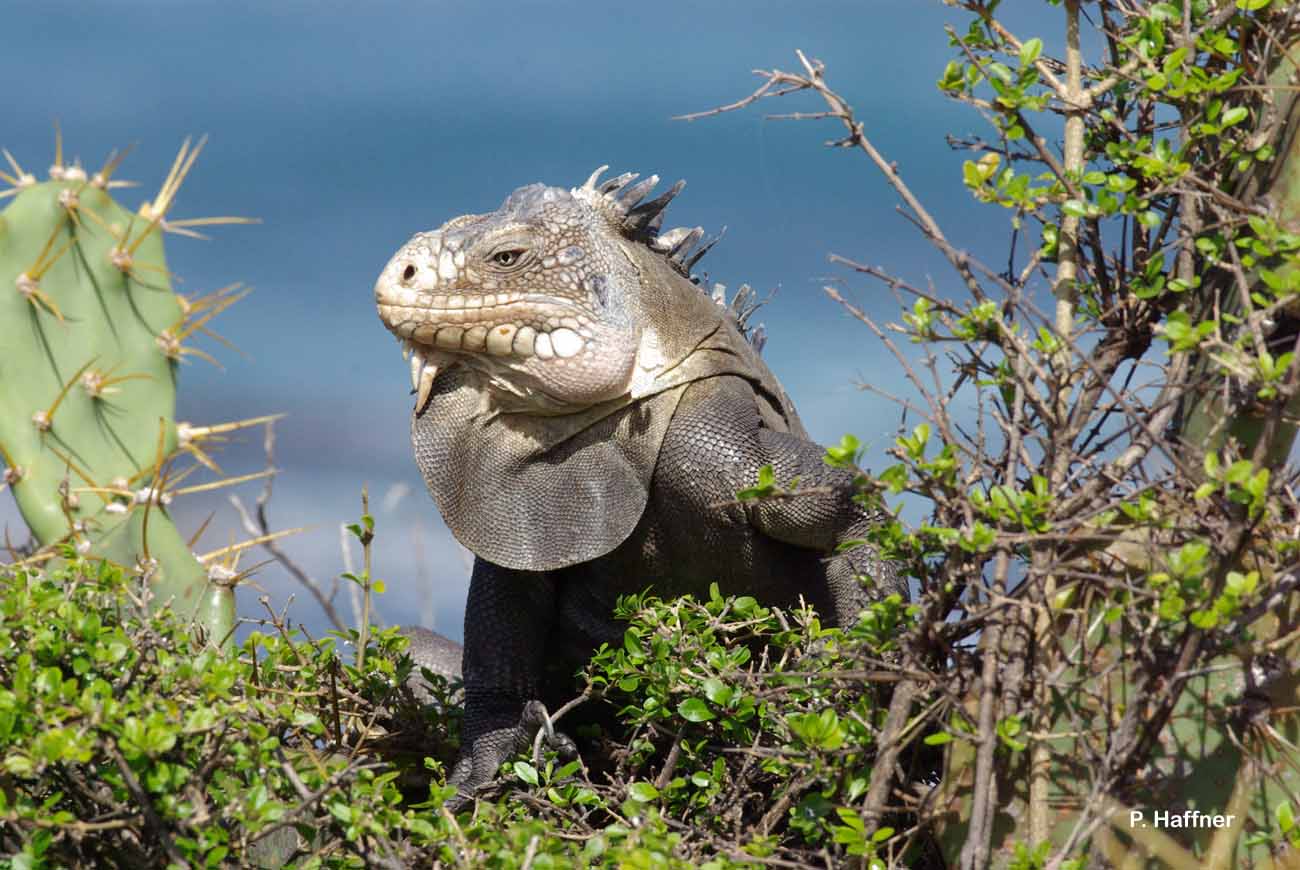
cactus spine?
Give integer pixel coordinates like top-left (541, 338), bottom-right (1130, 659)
top-left (0, 136), bottom-right (257, 642)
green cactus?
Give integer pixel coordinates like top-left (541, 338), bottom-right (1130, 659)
top-left (0, 137), bottom-right (255, 643)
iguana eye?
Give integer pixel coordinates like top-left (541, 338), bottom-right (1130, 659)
top-left (491, 249), bottom-right (526, 268)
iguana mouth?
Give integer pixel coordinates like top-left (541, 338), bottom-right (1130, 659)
top-left (378, 288), bottom-right (596, 410)
top-left (378, 295), bottom-right (592, 360)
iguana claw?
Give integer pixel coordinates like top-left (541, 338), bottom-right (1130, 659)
top-left (521, 700), bottom-right (579, 763)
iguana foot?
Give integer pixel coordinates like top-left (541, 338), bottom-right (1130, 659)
top-left (519, 700), bottom-right (579, 762)
top-left (444, 700), bottom-right (578, 811)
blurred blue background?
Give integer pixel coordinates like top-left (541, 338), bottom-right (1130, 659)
top-left (2, 0), bottom-right (1056, 642)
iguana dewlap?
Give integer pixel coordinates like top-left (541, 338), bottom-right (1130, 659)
top-left (374, 168), bottom-right (902, 805)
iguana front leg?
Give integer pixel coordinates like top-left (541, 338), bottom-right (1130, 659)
top-left (449, 559), bottom-right (557, 804)
top-left (659, 375), bottom-right (903, 627)
top-left (747, 428), bottom-right (903, 626)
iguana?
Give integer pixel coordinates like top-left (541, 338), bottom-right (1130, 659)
top-left (373, 168), bottom-right (903, 804)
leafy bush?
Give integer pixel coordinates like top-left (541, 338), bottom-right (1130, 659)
top-left (0, 555), bottom-right (925, 868)
top-left (0, 553), bottom-right (457, 868)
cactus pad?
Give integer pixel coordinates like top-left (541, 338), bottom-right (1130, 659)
top-left (0, 138), bottom-right (253, 642)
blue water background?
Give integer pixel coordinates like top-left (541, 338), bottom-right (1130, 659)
top-left (2, 0), bottom-right (1060, 641)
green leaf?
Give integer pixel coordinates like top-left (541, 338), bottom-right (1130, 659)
top-left (1138, 210), bottom-right (1162, 229)
top-left (678, 698), bottom-right (716, 722)
top-left (1278, 800), bottom-right (1295, 834)
top-left (627, 781), bottom-right (660, 802)
top-left (701, 678), bottom-right (733, 707)
top-left (1159, 594), bottom-right (1186, 621)
top-left (513, 761), bottom-right (539, 785)
top-left (938, 60), bottom-right (965, 92)
top-left (1221, 106), bottom-right (1248, 127)
top-left (3, 752), bottom-right (34, 777)
top-left (1162, 47), bottom-right (1187, 76)
top-left (825, 433), bottom-right (862, 468)
top-left (835, 807), bottom-right (865, 831)
top-left (1019, 37), bottom-right (1042, 66)
top-left (737, 464), bottom-right (778, 501)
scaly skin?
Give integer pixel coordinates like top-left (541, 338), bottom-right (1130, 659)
top-left (400, 624), bottom-right (463, 701)
top-left (374, 168), bottom-right (902, 807)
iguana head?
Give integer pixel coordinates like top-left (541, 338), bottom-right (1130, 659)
top-left (375, 168), bottom-right (720, 414)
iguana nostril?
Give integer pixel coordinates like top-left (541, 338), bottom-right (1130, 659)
top-left (401, 264), bottom-right (416, 283)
